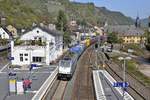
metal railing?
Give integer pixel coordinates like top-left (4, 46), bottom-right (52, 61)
top-left (32, 67), bottom-right (58, 100)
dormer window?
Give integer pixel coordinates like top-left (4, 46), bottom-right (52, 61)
top-left (50, 41), bottom-right (54, 45)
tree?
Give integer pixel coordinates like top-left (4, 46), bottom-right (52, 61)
top-left (144, 30), bottom-right (150, 51)
top-left (145, 36), bottom-right (150, 51)
top-left (63, 32), bottom-right (71, 46)
top-left (56, 10), bottom-right (67, 32)
top-left (107, 32), bottom-right (119, 43)
top-left (118, 38), bottom-right (124, 49)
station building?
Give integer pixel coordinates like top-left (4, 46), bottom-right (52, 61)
top-left (11, 26), bottom-right (63, 66)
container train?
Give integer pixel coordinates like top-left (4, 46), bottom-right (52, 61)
top-left (58, 37), bottom-right (98, 80)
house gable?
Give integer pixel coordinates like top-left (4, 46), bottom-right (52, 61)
top-left (0, 27), bottom-right (10, 39)
top-left (20, 27), bottom-right (55, 42)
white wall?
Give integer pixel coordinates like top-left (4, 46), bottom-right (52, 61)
top-left (20, 27), bottom-right (55, 42)
top-left (11, 27), bottom-right (63, 66)
top-left (12, 46), bottom-right (46, 65)
top-left (0, 28), bottom-right (10, 39)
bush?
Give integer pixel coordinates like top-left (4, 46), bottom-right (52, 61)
top-left (0, 39), bottom-right (8, 45)
top-left (146, 44), bottom-right (150, 51)
top-left (107, 32), bottom-right (119, 43)
top-left (14, 39), bottom-right (24, 45)
top-left (120, 44), bottom-right (144, 56)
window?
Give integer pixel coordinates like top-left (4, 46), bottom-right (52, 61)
top-left (37, 30), bottom-right (39, 33)
top-left (24, 54), bottom-right (28, 56)
top-left (39, 37), bottom-right (42, 43)
top-left (32, 57), bottom-right (42, 62)
top-left (20, 54), bottom-right (23, 56)
top-left (20, 53), bottom-right (23, 62)
top-left (25, 58), bottom-right (28, 61)
top-left (20, 57), bottom-right (23, 62)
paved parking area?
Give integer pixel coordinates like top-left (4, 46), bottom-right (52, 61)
top-left (0, 57), bottom-right (9, 70)
top-left (0, 64), bottom-right (57, 100)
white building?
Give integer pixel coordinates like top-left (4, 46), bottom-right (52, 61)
top-left (11, 26), bottom-right (63, 66)
top-left (0, 27), bottom-right (11, 39)
top-left (94, 26), bottom-right (105, 35)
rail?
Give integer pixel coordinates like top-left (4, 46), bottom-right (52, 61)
top-left (32, 67), bottom-right (58, 100)
top-left (51, 81), bottom-right (68, 100)
top-left (105, 62), bottom-right (148, 100)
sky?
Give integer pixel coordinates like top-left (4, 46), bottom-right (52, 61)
top-left (70, 0), bottom-right (150, 19)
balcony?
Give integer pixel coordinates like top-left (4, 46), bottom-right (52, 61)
top-left (14, 39), bottom-right (46, 46)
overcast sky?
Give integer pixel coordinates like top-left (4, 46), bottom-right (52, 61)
top-left (70, 0), bottom-right (150, 19)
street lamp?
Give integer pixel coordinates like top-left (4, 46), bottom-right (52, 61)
top-left (26, 47), bottom-right (34, 79)
top-left (118, 56), bottom-right (131, 100)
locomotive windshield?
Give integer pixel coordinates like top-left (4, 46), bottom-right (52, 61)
top-left (59, 60), bottom-right (71, 68)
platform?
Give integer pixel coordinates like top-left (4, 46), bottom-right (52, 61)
top-left (93, 70), bottom-right (134, 100)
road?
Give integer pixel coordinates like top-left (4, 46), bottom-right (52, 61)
top-left (0, 57), bottom-right (9, 71)
top-left (0, 63), bottom-right (56, 100)
top-left (136, 57), bottom-right (150, 65)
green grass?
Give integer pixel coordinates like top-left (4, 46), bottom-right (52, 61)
top-left (126, 61), bottom-right (150, 86)
top-left (0, 50), bottom-right (8, 57)
top-left (110, 50), bottom-right (150, 86)
top-left (121, 44), bottom-right (144, 56)
top-left (113, 57), bottom-right (150, 86)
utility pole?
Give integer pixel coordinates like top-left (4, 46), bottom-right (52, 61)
top-left (95, 43), bottom-right (98, 69)
top-left (123, 59), bottom-right (126, 100)
top-left (118, 56), bottom-right (131, 100)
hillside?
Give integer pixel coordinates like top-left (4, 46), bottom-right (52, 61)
top-left (0, 0), bottom-right (134, 29)
top-left (140, 18), bottom-right (149, 28)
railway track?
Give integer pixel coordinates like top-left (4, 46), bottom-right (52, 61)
top-left (51, 80), bottom-right (68, 100)
top-left (103, 56), bottom-right (150, 100)
top-left (44, 44), bottom-right (96, 100)
top-left (105, 63), bottom-right (145, 100)
top-left (71, 47), bottom-right (95, 100)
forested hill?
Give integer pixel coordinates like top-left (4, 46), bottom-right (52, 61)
top-left (0, 0), bottom-right (134, 29)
